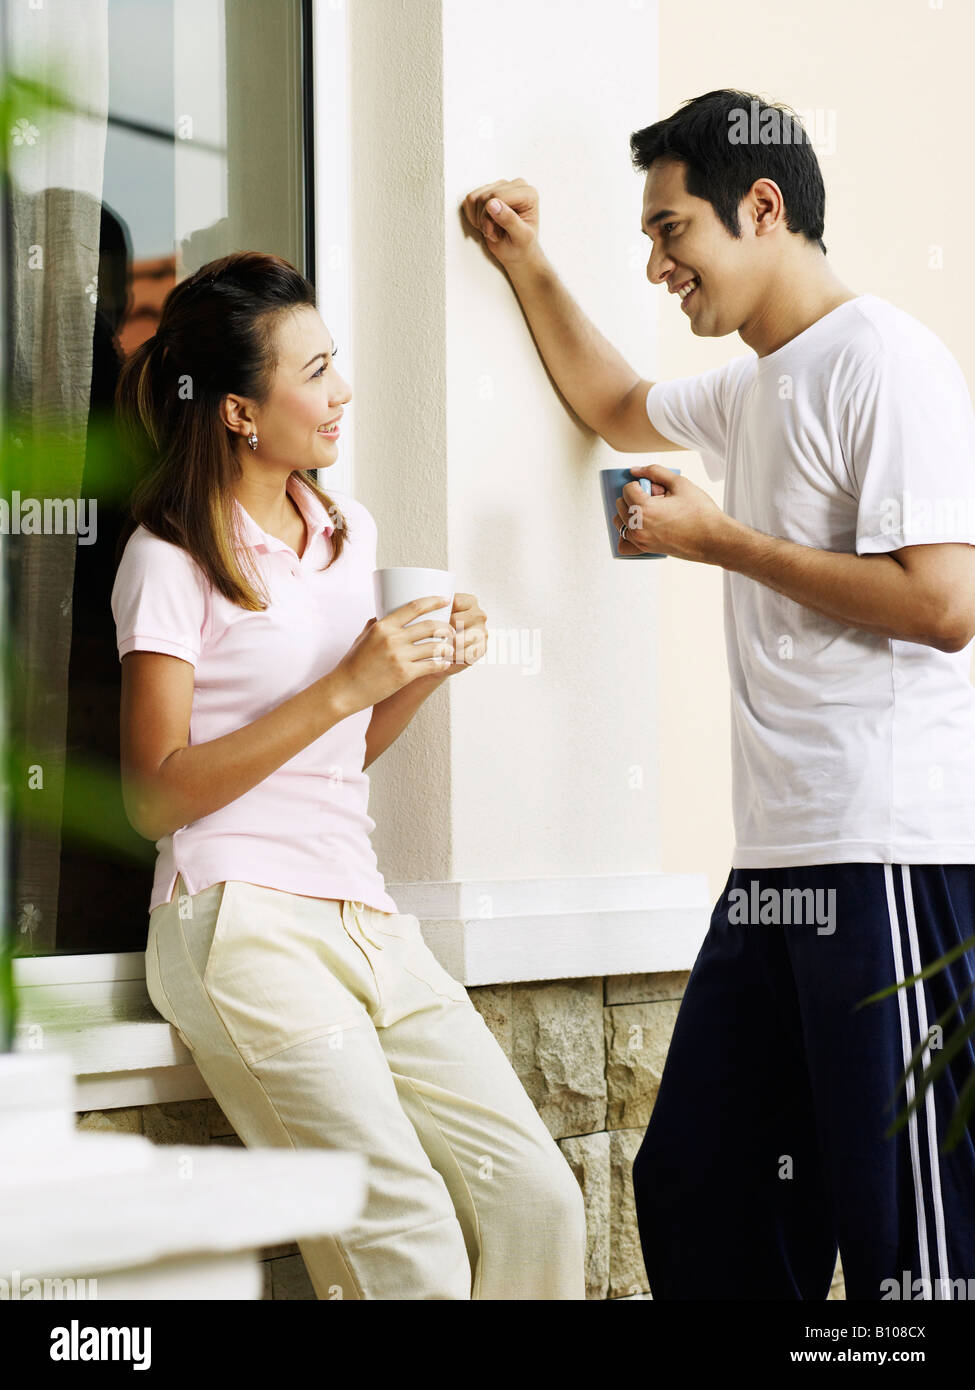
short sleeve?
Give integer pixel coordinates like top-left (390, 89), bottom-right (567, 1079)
top-left (646, 356), bottom-right (750, 483)
top-left (847, 343), bottom-right (975, 555)
top-left (111, 528), bottom-right (208, 666)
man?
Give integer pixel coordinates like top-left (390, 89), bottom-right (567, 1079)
top-left (462, 88), bottom-right (975, 1300)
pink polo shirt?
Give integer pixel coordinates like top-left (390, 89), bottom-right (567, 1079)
top-left (110, 472), bottom-right (400, 916)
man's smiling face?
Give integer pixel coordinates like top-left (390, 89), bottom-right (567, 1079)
top-left (640, 157), bottom-right (768, 339)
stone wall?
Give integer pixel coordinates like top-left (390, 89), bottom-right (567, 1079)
top-left (74, 971), bottom-right (846, 1300)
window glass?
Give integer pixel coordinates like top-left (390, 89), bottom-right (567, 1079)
top-left (3, 0), bottom-right (311, 955)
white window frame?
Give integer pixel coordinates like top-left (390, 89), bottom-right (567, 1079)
top-left (3, 3), bottom-right (710, 1112)
top-left (311, 0), bottom-right (355, 495)
top-left (1, 0), bottom-right (345, 1072)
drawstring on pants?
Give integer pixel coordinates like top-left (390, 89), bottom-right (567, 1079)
top-left (342, 898), bottom-right (385, 951)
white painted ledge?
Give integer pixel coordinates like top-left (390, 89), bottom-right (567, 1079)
top-left (0, 1052), bottom-right (366, 1294)
top-left (0, 1132), bottom-right (366, 1281)
top-left (12, 872), bottom-right (711, 1110)
top-left (386, 872), bottom-right (711, 985)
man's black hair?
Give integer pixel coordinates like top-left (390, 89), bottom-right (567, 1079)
top-left (630, 89), bottom-right (827, 256)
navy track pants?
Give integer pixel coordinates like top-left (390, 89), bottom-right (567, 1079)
top-left (632, 863), bottom-right (975, 1300)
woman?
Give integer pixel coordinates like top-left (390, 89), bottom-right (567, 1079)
top-left (110, 251), bottom-right (586, 1300)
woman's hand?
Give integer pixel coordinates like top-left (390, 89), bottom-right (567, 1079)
top-left (442, 592), bottom-right (488, 675)
top-left (332, 595), bottom-right (457, 714)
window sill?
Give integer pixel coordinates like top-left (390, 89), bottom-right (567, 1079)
top-left (386, 870), bottom-right (711, 985)
top-left (12, 871), bottom-right (710, 1110)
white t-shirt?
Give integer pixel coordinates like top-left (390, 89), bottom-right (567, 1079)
top-left (647, 293), bottom-right (975, 867)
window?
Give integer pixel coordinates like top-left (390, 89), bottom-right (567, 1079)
top-left (2, 0), bottom-right (315, 956)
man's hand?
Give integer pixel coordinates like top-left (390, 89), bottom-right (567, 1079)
top-left (462, 179), bottom-right (541, 269)
top-left (443, 592), bottom-right (488, 674)
top-left (614, 463), bottom-right (730, 563)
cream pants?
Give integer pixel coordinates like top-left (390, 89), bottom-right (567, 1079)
top-left (145, 874), bottom-right (587, 1300)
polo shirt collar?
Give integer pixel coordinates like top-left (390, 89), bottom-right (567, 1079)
top-left (233, 472), bottom-right (335, 554)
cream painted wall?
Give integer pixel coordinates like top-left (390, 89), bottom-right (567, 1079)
top-left (656, 0), bottom-right (975, 902)
top-left (349, 0), bottom-right (670, 887)
top-left (441, 0), bottom-right (667, 884)
top-left (347, 0), bottom-right (451, 887)
top-left (347, 0), bottom-right (974, 903)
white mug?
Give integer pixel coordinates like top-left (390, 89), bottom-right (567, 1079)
top-left (373, 567), bottom-right (455, 644)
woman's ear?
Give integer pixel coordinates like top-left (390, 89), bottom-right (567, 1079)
top-left (220, 393), bottom-right (253, 439)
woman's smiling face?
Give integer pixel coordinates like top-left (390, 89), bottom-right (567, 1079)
top-left (248, 304), bottom-right (352, 470)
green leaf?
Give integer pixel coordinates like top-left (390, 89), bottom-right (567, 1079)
top-left (944, 1066), bottom-right (975, 1151)
top-left (883, 1009), bottom-right (975, 1135)
top-left (889, 978), bottom-right (975, 1102)
top-left (856, 933), bottom-right (975, 1008)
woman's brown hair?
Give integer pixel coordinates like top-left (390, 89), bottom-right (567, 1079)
top-left (114, 250), bottom-right (350, 610)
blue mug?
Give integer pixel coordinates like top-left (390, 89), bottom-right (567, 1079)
top-left (599, 465), bottom-right (681, 559)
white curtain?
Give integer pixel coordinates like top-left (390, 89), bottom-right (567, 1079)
top-left (7, 0), bottom-right (109, 953)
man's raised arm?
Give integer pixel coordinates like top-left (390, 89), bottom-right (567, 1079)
top-left (462, 179), bottom-right (684, 455)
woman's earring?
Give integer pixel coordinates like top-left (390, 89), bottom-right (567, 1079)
top-left (247, 432), bottom-right (258, 451)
